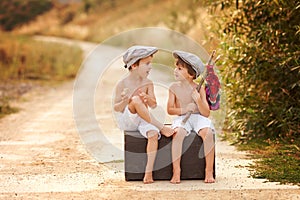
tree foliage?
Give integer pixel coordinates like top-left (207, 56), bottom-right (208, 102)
top-left (0, 0), bottom-right (53, 31)
top-left (211, 0), bottom-right (300, 141)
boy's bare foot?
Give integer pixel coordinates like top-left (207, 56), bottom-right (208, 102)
top-left (204, 170), bottom-right (215, 183)
top-left (170, 171), bottom-right (181, 184)
top-left (143, 172), bottom-right (154, 184)
top-left (160, 126), bottom-right (174, 137)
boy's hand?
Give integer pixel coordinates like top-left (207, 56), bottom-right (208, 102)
top-left (186, 103), bottom-right (197, 113)
top-left (191, 89), bottom-right (201, 102)
top-left (138, 89), bottom-right (157, 109)
top-left (121, 88), bottom-right (130, 103)
top-left (138, 90), bottom-right (149, 103)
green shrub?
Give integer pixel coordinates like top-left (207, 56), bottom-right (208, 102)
top-left (211, 0), bottom-right (300, 141)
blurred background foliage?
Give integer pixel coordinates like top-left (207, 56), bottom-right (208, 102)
top-left (0, 33), bottom-right (82, 81)
top-left (10, 0), bottom-right (214, 49)
top-left (0, 0), bottom-right (53, 31)
top-left (0, 32), bottom-right (82, 117)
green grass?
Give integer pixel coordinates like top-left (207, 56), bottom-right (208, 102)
top-left (223, 132), bottom-right (300, 186)
top-left (249, 140), bottom-right (300, 186)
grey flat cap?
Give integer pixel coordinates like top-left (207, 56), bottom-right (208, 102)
top-left (173, 50), bottom-right (204, 78)
top-left (123, 45), bottom-right (158, 68)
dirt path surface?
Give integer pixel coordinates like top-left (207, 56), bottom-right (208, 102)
top-left (0, 36), bottom-right (299, 200)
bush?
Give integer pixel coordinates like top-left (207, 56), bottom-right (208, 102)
top-left (211, 0), bottom-right (300, 141)
top-left (0, 0), bottom-right (53, 31)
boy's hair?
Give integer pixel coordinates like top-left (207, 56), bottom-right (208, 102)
top-left (176, 57), bottom-right (197, 79)
top-left (128, 54), bottom-right (154, 70)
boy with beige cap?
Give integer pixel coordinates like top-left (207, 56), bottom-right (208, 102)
top-left (114, 45), bottom-right (174, 184)
top-left (167, 50), bottom-right (216, 184)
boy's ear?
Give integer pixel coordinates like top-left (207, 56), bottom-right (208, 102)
top-left (131, 63), bottom-right (139, 69)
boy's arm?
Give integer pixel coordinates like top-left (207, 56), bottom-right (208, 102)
top-left (167, 87), bottom-right (188, 115)
top-left (113, 82), bottom-right (129, 112)
top-left (192, 87), bottom-right (210, 117)
top-left (139, 82), bottom-right (157, 108)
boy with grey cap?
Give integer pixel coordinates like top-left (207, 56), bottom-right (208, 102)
top-left (114, 45), bottom-right (174, 184)
top-left (167, 50), bottom-right (215, 184)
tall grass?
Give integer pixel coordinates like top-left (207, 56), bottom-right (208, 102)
top-left (0, 32), bottom-right (82, 81)
top-left (0, 32), bottom-right (83, 116)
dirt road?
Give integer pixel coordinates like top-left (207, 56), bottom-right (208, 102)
top-left (0, 36), bottom-right (299, 200)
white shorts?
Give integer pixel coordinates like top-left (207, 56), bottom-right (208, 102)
top-left (115, 106), bottom-right (161, 139)
top-left (171, 114), bottom-right (215, 136)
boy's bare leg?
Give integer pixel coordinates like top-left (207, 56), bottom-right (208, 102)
top-left (129, 96), bottom-right (174, 137)
top-left (129, 96), bottom-right (152, 121)
top-left (159, 125), bottom-right (174, 137)
top-left (143, 131), bottom-right (158, 184)
top-left (170, 128), bottom-right (187, 184)
top-left (199, 128), bottom-right (215, 183)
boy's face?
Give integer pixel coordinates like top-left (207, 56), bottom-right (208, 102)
top-left (135, 56), bottom-right (153, 78)
top-left (174, 60), bottom-right (193, 81)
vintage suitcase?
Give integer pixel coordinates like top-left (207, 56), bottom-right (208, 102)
top-left (124, 130), bottom-right (215, 181)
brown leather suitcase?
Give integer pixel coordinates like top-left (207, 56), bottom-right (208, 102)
top-left (124, 131), bottom-right (215, 181)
